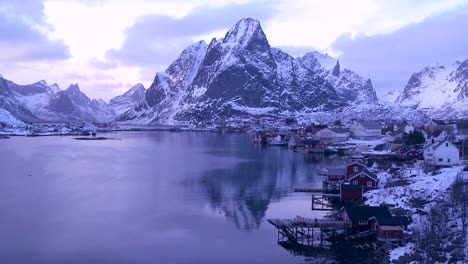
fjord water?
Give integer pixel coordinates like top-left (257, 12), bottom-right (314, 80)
top-left (0, 132), bottom-right (344, 264)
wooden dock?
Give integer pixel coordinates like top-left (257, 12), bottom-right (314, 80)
top-left (268, 216), bottom-right (350, 229)
top-left (268, 216), bottom-right (350, 246)
top-left (293, 187), bottom-right (324, 193)
top-left (293, 186), bottom-right (340, 211)
top-left (345, 230), bottom-right (373, 240)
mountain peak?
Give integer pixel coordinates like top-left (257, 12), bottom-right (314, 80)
top-left (34, 80), bottom-right (48, 87)
top-left (223, 18), bottom-right (265, 46)
top-left (129, 83), bottom-right (145, 92)
top-left (0, 73), bottom-right (3, 79)
top-left (66, 83), bottom-right (80, 92)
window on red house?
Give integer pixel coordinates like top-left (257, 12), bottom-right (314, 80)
top-left (367, 181), bottom-right (372, 187)
top-left (353, 181), bottom-right (358, 185)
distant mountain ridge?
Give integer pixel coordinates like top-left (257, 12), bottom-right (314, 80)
top-left (395, 59), bottom-right (468, 119)
top-left (118, 18), bottom-right (380, 125)
top-left (0, 74), bottom-right (146, 124)
top-left (5, 18), bottom-right (464, 126)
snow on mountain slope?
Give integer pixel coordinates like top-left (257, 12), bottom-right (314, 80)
top-left (0, 108), bottom-right (26, 127)
top-left (119, 18), bottom-right (346, 125)
top-left (396, 59), bottom-right (468, 119)
top-left (11, 80), bottom-right (63, 121)
top-left (0, 76), bottom-right (39, 122)
top-left (0, 72), bottom-right (147, 123)
top-left (298, 52), bottom-right (378, 104)
top-left (107, 83), bottom-right (146, 116)
top-left (382, 90), bottom-right (402, 103)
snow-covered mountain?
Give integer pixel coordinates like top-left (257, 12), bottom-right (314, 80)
top-left (0, 76), bottom-right (39, 122)
top-left (106, 83), bottom-right (146, 117)
top-left (47, 84), bottom-right (105, 121)
top-left (382, 90), bottom-right (402, 103)
top-left (0, 74), bottom-right (144, 123)
top-left (0, 108), bottom-right (27, 127)
top-left (396, 59), bottom-right (468, 119)
top-left (119, 18), bottom-right (379, 125)
top-left (297, 52), bottom-right (378, 104)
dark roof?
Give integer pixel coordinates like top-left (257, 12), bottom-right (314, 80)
top-left (348, 169), bottom-right (379, 181)
top-left (432, 119), bottom-right (447, 126)
top-left (428, 140), bottom-right (455, 150)
top-left (305, 125), bottom-right (327, 131)
top-left (304, 139), bottom-right (322, 145)
top-left (397, 145), bottom-right (418, 153)
top-left (341, 184), bottom-right (363, 192)
top-left (374, 216), bottom-right (411, 226)
top-left (343, 206), bottom-right (392, 221)
top-left (329, 127), bottom-right (350, 134)
top-left (366, 159), bottom-right (376, 168)
top-left (346, 161), bottom-right (366, 168)
top-left (359, 121), bottom-right (381, 129)
top-left (431, 129), bottom-right (445, 137)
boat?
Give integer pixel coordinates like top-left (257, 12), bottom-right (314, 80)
top-left (351, 154), bottom-right (365, 159)
top-left (269, 135), bottom-right (287, 146)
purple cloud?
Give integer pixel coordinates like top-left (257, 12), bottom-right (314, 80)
top-left (330, 9), bottom-right (468, 94)
top-left (0, 0), bottom-right (70, 62)
top-left (107, 1), bottom-right (279, 67)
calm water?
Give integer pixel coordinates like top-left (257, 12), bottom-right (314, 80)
top-left (0, 132), bottom-right (349, 264)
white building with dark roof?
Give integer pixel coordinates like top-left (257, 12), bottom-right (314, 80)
top-left (316, 127), bottom-right (350, 143)
top-left (351, 121), bottom-right (382, 139)
top-left (423, 140), bottom-right (460, 166)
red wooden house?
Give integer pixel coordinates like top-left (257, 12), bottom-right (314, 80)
top-left (325, 168), bottom-right (347, 182)
top-left (369, 216), bottom-right (410, 241)
top-left (341, 206), bottom-right (392, 230)
top-left (346, 169), bottom-right (379, 191)
top-left (395, 145), bottom-right (423, 160)
top-left (304, 125), bottom-right (327, 135)
top-left (340, 184), bottom-right (363, 203)
top-left (345, 162), bottom-right (367, 179)
top-left (304, 139), bottom-right (327, 151)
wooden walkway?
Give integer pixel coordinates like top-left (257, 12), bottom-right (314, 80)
top-left (293, 187), bottom-right (324, 193)
top-left (268, 216), bottom-right (350, 229)
top-left (268, 216), bottom-right (350, 246)
top-left (345, 230), bottom-right (373, 240)
top-left (293, 187), bottom-right (340, 197)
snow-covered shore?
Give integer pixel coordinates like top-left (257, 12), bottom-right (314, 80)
top-left (365, 165), bottom-right (467, 262)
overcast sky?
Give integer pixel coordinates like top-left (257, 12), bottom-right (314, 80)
top-left (0, 0), bottom-right (467, 101)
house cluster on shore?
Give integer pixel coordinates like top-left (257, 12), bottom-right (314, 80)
top-left (267, 118), bottom-right (467, 253)
top-left (253, 119), bottom-right (465, 167)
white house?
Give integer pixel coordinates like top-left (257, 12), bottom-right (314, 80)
top-left (423, 140), bottom-right (460, 166)
top-left (428, 130), bottom-right (448, 144)
top-left (393, 123), bottom-right (414, 134)
top-left (316, 128), bottom-right (350, 143)
top-left (351, 121), bottom-right (382, 139)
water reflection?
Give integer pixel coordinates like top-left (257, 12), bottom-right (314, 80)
top-left (0, 132), bottom-right (359, 263)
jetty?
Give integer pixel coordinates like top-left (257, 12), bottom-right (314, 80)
top-left (293, 186), bottom-right (340, 211)
top-left (268, 216), bottom-right (350, 246)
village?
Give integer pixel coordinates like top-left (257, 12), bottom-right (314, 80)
top-left (250, 118), bottom-right (468, 263)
